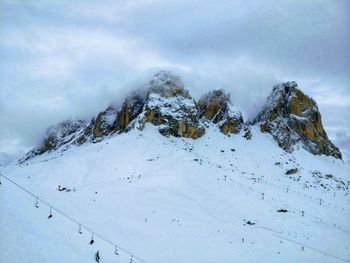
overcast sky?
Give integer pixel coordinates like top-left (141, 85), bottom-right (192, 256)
top-left (0, 0), bottom-right (349, 163)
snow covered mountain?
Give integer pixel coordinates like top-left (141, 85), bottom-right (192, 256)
top-left (1, 71), bottom-right (349, 263)
top-left (20, 71), bottom-right (341, 162)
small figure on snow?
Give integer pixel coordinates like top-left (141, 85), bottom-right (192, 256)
top-left (95, 250), bottom-right (100, 262)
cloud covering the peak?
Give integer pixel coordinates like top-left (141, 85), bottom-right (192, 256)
top-left (0, 0), bottom-right (349, 163)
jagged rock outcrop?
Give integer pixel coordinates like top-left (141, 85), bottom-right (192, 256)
top-left (115, 92), bottom-right (146, 132)
top-left (75, 122), bottom-right (94, 146)
top-left (139, 71), bottom-right (205, 139)
top-left (21, 93), bottom-right (147, 161)
top-left (93, 107), bottom-right (117, 138)
top-left (20, 119), bottom-right (88, 162)
top-left (39, 119), bottom-right (88, 151)
top-left (243, 125), bottom-right (252, 140)
top-left (253, 81), bottom-right (342, 159)
top-left (92, 91), bottom-right (147, 139)
top-left (21, 73), bottom-right (342, 162)
top-left (198, 89), bottom-right (244, 134)
top-left (21, 71), bottom-right (207, 161)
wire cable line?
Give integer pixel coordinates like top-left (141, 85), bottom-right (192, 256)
top-left (0, 173), bottom-right (148, 263)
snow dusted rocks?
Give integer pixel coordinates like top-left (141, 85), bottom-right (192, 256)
top-left (20, 119), bottom-right (89, 162)
top-left (21, 72), bottom-right (342, 161)
top-left (139, 71), bottom-right (205, 138)
top-left (93, 107), bottom-right (118, 138)
top-left (37, 119), bottom-right (88, 151)
top-left (253, 81), bottom-right (342, 159)
top-left (115, 92), bottom-right (146, 132)
top-left (94, 91), bottom-right (147, 138)
top-left (198, 89), bottom-right (244, 134)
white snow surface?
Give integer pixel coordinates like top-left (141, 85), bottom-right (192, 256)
top-left (1, 124), bottom-right (349, 263)
top-left (227, 103), bottom-right (243, 119)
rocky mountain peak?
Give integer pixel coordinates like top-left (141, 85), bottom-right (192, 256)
top-left (140, 72), bottom-right (204, 138)
top-left (198, 89), bottom-right (230, 122)
top-left (253, 82), bottom-right (342, 159)
top-left (147, 70), bottom-right (190, 99)
top-left (20, 74), bottom-right (342, 162)
top-left (198, 89), bottom-right (244, 134)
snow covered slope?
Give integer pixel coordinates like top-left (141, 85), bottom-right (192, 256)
top-left (1, 123), bottom-right (349, 263)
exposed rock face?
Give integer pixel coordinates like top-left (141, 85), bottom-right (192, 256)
top-left (253, 81), bottom-right (342, 159)
top-left (198, 90), bottom-right (244, 134)
top-left (141, 93), bottom-right (205, 138)
top-left (93, 107), bottom-right (117, 138)
top-left (39, 120), bottom-right (88, 151)
top-left (92, 92), bottom-right (147, 139)
top-left (243, 125), bottom-right (252, 140)
top-left (21, 73), bottom-right (342, 162)
top-left (20, 119), bottom-right (88, 162)
top-left (139, 71), bottom-right (205, 139)
top-left (116, 93), bottom-right (146, 132)
top-left (75, 122), bottom-right (94, 146)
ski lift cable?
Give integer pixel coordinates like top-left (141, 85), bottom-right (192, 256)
top-left (0, 173), bottom-right (147, 263)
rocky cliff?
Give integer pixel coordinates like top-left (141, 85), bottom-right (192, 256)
top-left (20, 73), bottom-right (342, 162)
top-left (21, 119), bottom-right (89, 162)
top-left (253, 81), bottom-right (342, 159)
top-left (134, 71), bottom-right (204, 138)
top-left (198, 89), bottom-right (243, 134)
